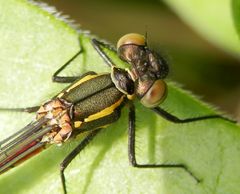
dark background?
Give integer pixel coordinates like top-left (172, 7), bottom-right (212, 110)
top-left (42, 0), bottom-right (240, 121)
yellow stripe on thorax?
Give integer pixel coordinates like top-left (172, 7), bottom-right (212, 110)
top-left (84, 95), bottom-right (125, 122)
top-left (57, 74), bottom-right (99, 98)
top-left (74, 121), bottom-right (82, 128)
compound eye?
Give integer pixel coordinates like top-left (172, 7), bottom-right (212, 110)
top-left (117, 33), bottom-right (145, 49)
top-left (140, 80), bottom-right (167, 108)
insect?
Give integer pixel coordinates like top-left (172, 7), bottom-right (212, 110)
top-left (0, 33), bottom-right (233, 194)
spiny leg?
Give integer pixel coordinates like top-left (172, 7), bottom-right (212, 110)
top-left (0, 45), bottom-right (84, 112)
top-left (52, 49), bottom-right (83, 83)
top-left (91, 39), bottom-right (116, 68)
top-left (128, 102), bottom-right (200, 182)
top-left (53, 35), bottom-right (101, 83)
top-left (152, 107), bottom-right (236, 123)
top-left (60, 129), bottom-right (101, 194)
top-left (0, 45), bottom-right (83, 111)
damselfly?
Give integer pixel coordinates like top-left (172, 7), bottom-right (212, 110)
top-left (0, 33), bottom-right (233, 194)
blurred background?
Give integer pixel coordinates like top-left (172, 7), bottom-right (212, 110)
top-left (42, 0), bottom-right (240, 121)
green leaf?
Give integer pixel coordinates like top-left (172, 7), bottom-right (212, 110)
top-left (164, 0), bottom-right (240, 58)
top-left (0, 1), bottom-right (240, 194)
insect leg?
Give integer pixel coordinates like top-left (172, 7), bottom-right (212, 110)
top-left (128, 102), bottom-right (200, 182)
top-left (60, 129), bottom-right (101, 194)
top-left (91, 39), bottom-right (116, 68)
top-left (52, 49), bottom-right (83, 83)
top-left (152, 107), bottom-right (236, 123)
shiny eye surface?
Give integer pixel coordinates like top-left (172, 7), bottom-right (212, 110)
top-left (117, 33), bottom-right (145, 49)
top-left (140, 80), bottom-right (167, 108)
